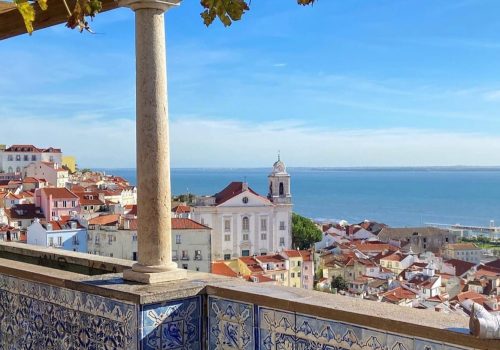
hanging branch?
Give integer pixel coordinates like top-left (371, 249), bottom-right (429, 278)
top-left (12, 0), bottom-right (317, 35)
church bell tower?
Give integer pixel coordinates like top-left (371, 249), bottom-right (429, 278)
top-left (268, 154), bottom-right (291, 205)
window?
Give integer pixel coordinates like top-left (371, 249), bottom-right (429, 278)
top-left (132, 234), bottom-right (137, 242)
top-left (53, 201), bottom-right (58, 208)
top-left (298, 272), bottom-right (301, 277)
top-left (7, 155), bottom-right (13, 161)
top-left (181, 250), bottom-right (189, 260)
top-left (73, 236), bottom-right (79, 245)
top-left (291, 261), bottom-right (295, 267)
top-left (224, 234), bottom-right (231, 242)
top-left (280, 221), bottom-right (285, 230)
top-left (182, 264), bottom-right (188, 270)
top-left (279, 237), bottom-right (285, 246)
top-left (49, 156), bottom-right (54, 162)
top-left (71, 201), bottom-right (76, 207)
top-left (17, 221), bottom-right (21, 227)
top-left (304, 275), bottom-right (308, 280)
top-left (84, 206), bottom-right (88, 211)
top-left (109, 253), bottom-right (113, 258)
top-left (16, 155), bottom-right (20, 161)
top-left (57, 236), bottom-right (62, 246)
top-left (87, 234), bottom-right (92, 241)
top-left (63, 201), bottom-right (67, 208)
top-left (224, 219), bottom-right (231, 232)
top-left (279, 182), bottom-right (284, 196)
top-left (108, 235), bottom-right (113, 245)
top-left (195, 250), bottom-right (202, 260)
top-left (445, 237), bottom-right (449, 242)
top-left (224, 254), bottom-right (231, 261)
top-left (280, 273), bottom-right (284, 281)
top-left (241, 250), bottom-right (250, 257)
top-left (95, 235), bottom-right (100, 244)
top-left (242, 217), bottom-right (250, 231)
top-left (297, 261), bottom-right (301, 267)
top-left (242, 196), bottom-right (249, 204)
top-left (31, 155), bottom-right (36, 161)
top-left (260, 218), bottom-right (267, 231)
top-left (132, 252), bottom-right (138, 261)
top-left (261, 233), bottom-right (267, 240)
top-left (48, 237), bottom-right (54, 246)
top-left (291, 273), bottom-right (295, 278)
top-left (176, 235), bottom-right (181, 244)
top-left (23, 155), bottom-right (28, 161)
top-left (243, 233), bottom-right (249, 241)
top-left (172, 250), bottom-right (178, 260)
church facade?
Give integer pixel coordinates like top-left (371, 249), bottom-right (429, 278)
top-left (191, 158), bottom-right (293, 261)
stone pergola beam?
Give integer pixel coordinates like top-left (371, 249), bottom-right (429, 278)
top-left (0, 0), bottom-right (118, 40)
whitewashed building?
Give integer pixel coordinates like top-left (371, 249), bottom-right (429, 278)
top-left (0, 145), bottom-right (62, 174)
top-left (191, 158), bottom-right (293, 260)
top-left (27, 218), bottom-right (87, 253)
top-left (24, 161), bottom-right (69, 188)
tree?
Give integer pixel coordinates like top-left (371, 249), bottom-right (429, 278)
top-left (331, 275), bottom-right (348, 292)
top-left (13, 0), bottom-right (318, 35)
top-left (291, 213), bottom-right (322, 250)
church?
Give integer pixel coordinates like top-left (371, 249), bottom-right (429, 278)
top-left (191, 157), bottom-right (293, 261)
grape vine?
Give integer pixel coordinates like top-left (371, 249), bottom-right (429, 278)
top-left (12, 0), bottom-right (317, 35)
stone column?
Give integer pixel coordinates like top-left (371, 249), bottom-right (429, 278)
top-left (120, 0), bottom-right (186, 283)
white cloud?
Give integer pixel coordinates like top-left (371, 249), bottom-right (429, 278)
top-left (2, 114), bottom-right (500, 168)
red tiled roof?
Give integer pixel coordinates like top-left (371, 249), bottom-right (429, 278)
top-left (172, 205), bottom-right (192, 214)
top-left (445, 243), bottom-right (481, 250)
top-left (22, 177), bottom-right (45, 184)
top-left (382, 287), bottom-right (417, 303)
top-left (282, 250), bottom-right (301, 258)
top-left (5, 204), bottom-right (44, 220)
top-left (454, 291), bottom-right (487, 304)
top-left (212, 262), bottom-right (238, 278)
top-left (214, 182), bottom-right (266, 205)
top-left (256, 255), bottom-right (285, 263)
top-left (475, 265), bottom-right (500, 278)
top-left (381, 252), bottom-right (405, 262)
top-left (89, 214), bottom-right (120, 226)
top-left (172, 218), bottom-right (210, 230)
top-left (485, 259), bottom-right (500, 270)
top-left (445, 259), bottom-right (476, 276)
top-left (40, 187), bottom-right (78, 199)
top-left (4, 145), bottom-right (61, 153)
top-left (125, 205), bottom-right (137, 216)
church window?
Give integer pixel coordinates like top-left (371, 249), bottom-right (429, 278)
top-left (260, 218), bottom-right (267, 231)
top-left (242, 217), bottom-right (250, 231)
top-left (279, 182), bottom-right (284, 196)
top-left (261, 233), bottom-right (267, 240)
top-left (242, 196), bottom-right (249, 204)
top-left (279, 221), bottom-right (285, 230)
top-left (279, 237), bottom-right (285, 246)
top-left (243, 233), bottom-right (249, 241)
top-left (224, 234), bottom-right (231, 242)
top-left (241, 250), bottom-right (250, 257)
top-left (224, 254), bottom-right (231, 260)
top-left (224, 219), bottom-right (231, 232)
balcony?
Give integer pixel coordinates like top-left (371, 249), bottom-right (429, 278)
top-left (0, 241), bottom-right (496, 349)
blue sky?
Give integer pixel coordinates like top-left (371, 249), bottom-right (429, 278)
top-left (3, 0), bottom-right (500, 167)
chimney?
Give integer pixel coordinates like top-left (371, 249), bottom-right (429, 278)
top-left (46, 223), bottom-right (53, 231)
top-left (242, 182), bottom-right (248, 191)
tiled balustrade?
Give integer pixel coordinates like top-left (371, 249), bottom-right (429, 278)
top-left (0, 242), bottom-right (497, 350)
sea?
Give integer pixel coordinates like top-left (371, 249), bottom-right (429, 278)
top-left (96, 167), bottom-right (500, 228)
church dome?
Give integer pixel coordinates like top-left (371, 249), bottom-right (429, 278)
top-left (272, 158), bottom-right (287, 174)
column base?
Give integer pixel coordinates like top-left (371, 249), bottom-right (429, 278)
top-left (123, 267), bottom-right (187, 284)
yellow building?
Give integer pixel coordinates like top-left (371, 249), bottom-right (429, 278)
top-left (62, 155), bottom-right (77, 173)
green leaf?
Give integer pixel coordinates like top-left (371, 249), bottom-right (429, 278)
top-left (37, 0), bottom-right (48, 11)
top-left (200, 0), bottom-right (249, 27)
top-left (14, 0), bottom-right (36, 35)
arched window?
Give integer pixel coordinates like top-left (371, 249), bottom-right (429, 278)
top-left (242, 217), bottom-right (250, 231)
top-left (279, 182), bottom-right (285, 196)
top-left (15, 167), bottom-right (21, 173)
top-left (269, 183), bottom-right (273, 195)
top-left (7, 167), bottom-right (13, 173)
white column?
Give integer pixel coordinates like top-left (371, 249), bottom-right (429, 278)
top-left (120, 0), bottom-right (186, 283)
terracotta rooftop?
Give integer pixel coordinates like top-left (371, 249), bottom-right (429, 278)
top-left (40, 187), bottom-right (78, 199)
top-left (445, 243), bottom-right (481, 250)
top-left (89, 215), bottom-right (120, 226)
top-left (172, 218), bottom-right (210, 230)
top-left (445, 259), bottom-right (476, 276)
top-left (211, 262), bottom-right (238, 278)
top-left (214, 182), bottom-right (267, 205)
top-left (3, 145), bottom-right (61, 153)
top-left (172, 205), bottom-right (192, 214)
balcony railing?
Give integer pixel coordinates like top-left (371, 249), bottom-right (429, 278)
top-left (0, 241), bottom-right (495, 350)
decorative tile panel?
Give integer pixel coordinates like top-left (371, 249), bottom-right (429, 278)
top-left (140, 296), bottom-right (201, 350)
top-left (208, 296), bottom-right (254, 349)
top-left (0, 274), bottom-right (138, 349)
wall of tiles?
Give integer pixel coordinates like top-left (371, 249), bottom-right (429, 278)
top-left (0, 273), bottom-right (477, 350)
top-left (207, 296), bottom-right (473, 350)
top-left (0, 274), bottom-right (138, 349)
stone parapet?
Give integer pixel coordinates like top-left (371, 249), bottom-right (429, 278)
top-left (0, 243), bottom-right (496, 349)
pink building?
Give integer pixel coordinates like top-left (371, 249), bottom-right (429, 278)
top-left (35, 187), bottom-right (80, 221)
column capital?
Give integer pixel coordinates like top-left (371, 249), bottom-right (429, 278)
top-left (119, 0), bottom-right (180, 12)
